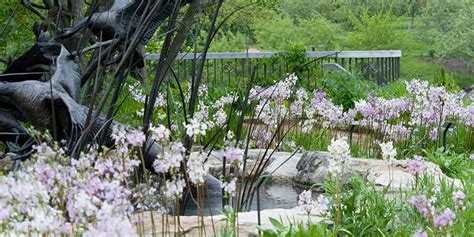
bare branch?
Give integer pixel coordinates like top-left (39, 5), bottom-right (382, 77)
top-left (20, 0), bottom-right (46, 20)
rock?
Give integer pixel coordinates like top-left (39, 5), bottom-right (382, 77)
top-left (137, 207), bottom-right (323, 237)
top-left (294, 152), bottom-right (342, 186)
top-left (0, 159), bottom-right (13, 173)
top-left (294, 151), bottom-right (462, 192)
top-left (184, 175), bottom-right (222, 216)
top-left (264, 151), bottom-right (302, 183)
top-left (205, 149), bottom-right (272, 179)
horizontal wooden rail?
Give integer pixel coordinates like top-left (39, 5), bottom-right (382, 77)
top-left (145, 50), bottom-right (402, 85)
top-left (145, 50), bottom-right (402, 60)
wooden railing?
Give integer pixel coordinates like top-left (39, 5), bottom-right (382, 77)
top-left (145, 50), bottom-right (402, 86)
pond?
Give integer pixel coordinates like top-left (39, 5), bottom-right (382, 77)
top-left (183, 180), bottom-right (309, 216)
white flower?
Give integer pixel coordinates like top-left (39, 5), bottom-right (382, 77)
top-left (214, 109), bottom-right (227, 127)
top-left (298, 190), bottom-right (313, 213)
top-left (84, 203), bottom-right (137, 237)
top-left (149, 124), bottom-right (170, 143)
top-left (126, 129), bottom-right (146, 147)
top-left (164, 179), bottom-right (186, 200)
top-left (379, 141), bottom-right (396, 164)
top-left (313, 195), bottom-right (329, 216)
top-left (74, 192), bottom-right (98, 220)
top-left (298, 190), bottom-right (329, 216)
top-left (327, 138), bottom-right (350, 175)
top-left (185, 118), bottom-right (208, 138)
top-left (187, 153), bottom-right (209, 185)
top-left (153, 142), bottom-right (185, 173)
top-left (221, 178), bottom-right (237, 197)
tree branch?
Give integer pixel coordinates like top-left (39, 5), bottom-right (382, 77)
top-left (20, 0), bottom-right (46, 20)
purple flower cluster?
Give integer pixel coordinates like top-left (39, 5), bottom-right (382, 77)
top-left (452, 191), bottom-right (465, 207)
top-left (0, 142), bottom-right (140, 235)
top-left (414, 230), bottom-right (428, 237)
top-left (298, 190), bottom-right (329, 216)
top-left (224, 147), bottom-right (244, 166)
top-left (433, 208), bottom-right (456, 229)
top-left (411, 195), bottom-right (434, 219)
top-left (407, 156), bottom-right (425, 176)
top-left (411, 193), bottom-right (460, 232)
top-left (308, 90), bottom-right (348, 129)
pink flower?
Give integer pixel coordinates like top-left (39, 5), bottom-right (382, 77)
top-left (407, 156), bottom-right (425, 176)
top-left (224, 147), bottom-right (244, 165)
top-left (126, 130), bottom-right (145, 147)
top-left (433, 208), bottom-right (456, 229)
top-left (452, 191), bottom-right (465, 207)
top-left (411, 194), bottom-right (434, 219)
top-left (414, 230), bottom-right (428, 237)
top-left (429, 128), bottom-right (438, 141)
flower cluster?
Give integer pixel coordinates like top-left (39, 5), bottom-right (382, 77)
top-left (149, 124), bottom-right (171, 142)
top-left (224, 147), bottom-right (244, 166)
top-left (327, 138), bottom-right (351, 175)
top-left (297, 190), bottom-right (329, 216)
top-left (411, 192), bottom-right (462, 233)
top-left (153, 142), bottom-right (185, 174)
top-left (187, 152), bottom-right (209, 185)
top-left (0, 142), bottom-right (140, 236)
top-left (129, 84), bottom-right (166, 108)
top-left (185, 118), bottom-right (209, 139)
top-left (163, 178), bottom-right (186, 200)
top-left (221, 178), bottom-right (237, 197)
top-left (306, 90), bottom-right (348, 129)
top-left (379, 141), bottom-right (396, 164)
top-left (452, 191), bottom-right (465, 208)
top-left (407, 155), bottom-right (425, 176)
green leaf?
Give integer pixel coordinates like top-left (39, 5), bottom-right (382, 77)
top-left (269, 217), bottom-right (285, 230)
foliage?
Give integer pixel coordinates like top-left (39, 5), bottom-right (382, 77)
top-left (315, 72), bottom-right (378, 111)
top-left (420, 1), bottom-right (474, 60)
top-left (326, 176), bottom-right (402, 235)
top-left (219, 205), bottom-right (237, 237)
top-left (261, 218), bottom-right (340, 237)
top-left (423, 148), bottom-right (470, 178)
top-left (376, 78), bottom-right (408, 98)
top-left (433, 68), bottom-right (460, 92)
top-left (209, 31), bottom-right (248, 52)
top-left (0, 1), bottom-right (37, 59)
top-left (253, 13), bottom-right (340, 51)
top-left (346, 10), bottom-right (405, 50)
top-left (261, 139), bottom-right (473, 236)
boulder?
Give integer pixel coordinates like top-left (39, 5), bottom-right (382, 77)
top-left (264, 151), bottom-right (302, 183)
top-left (205, 149), bottom-right (272, 178)
top-left (293, 151), bottom-right (462, 191)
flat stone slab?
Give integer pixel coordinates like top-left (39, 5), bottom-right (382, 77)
top-left (136, 207), bottom-right (323, 236)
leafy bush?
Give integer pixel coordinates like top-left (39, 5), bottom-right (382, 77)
top-left (423, 148), bottom-right (470, 178)
top-left (346, 10), bottom-right (403, 50)
top-left (420, 1), bottom-right (474, 60)
top-left (253, 13), bottom-right (340, 51)
top-left (315, 72), bottom-right (378, 111)
top-left (433, 68), bottom-right (460, 92)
